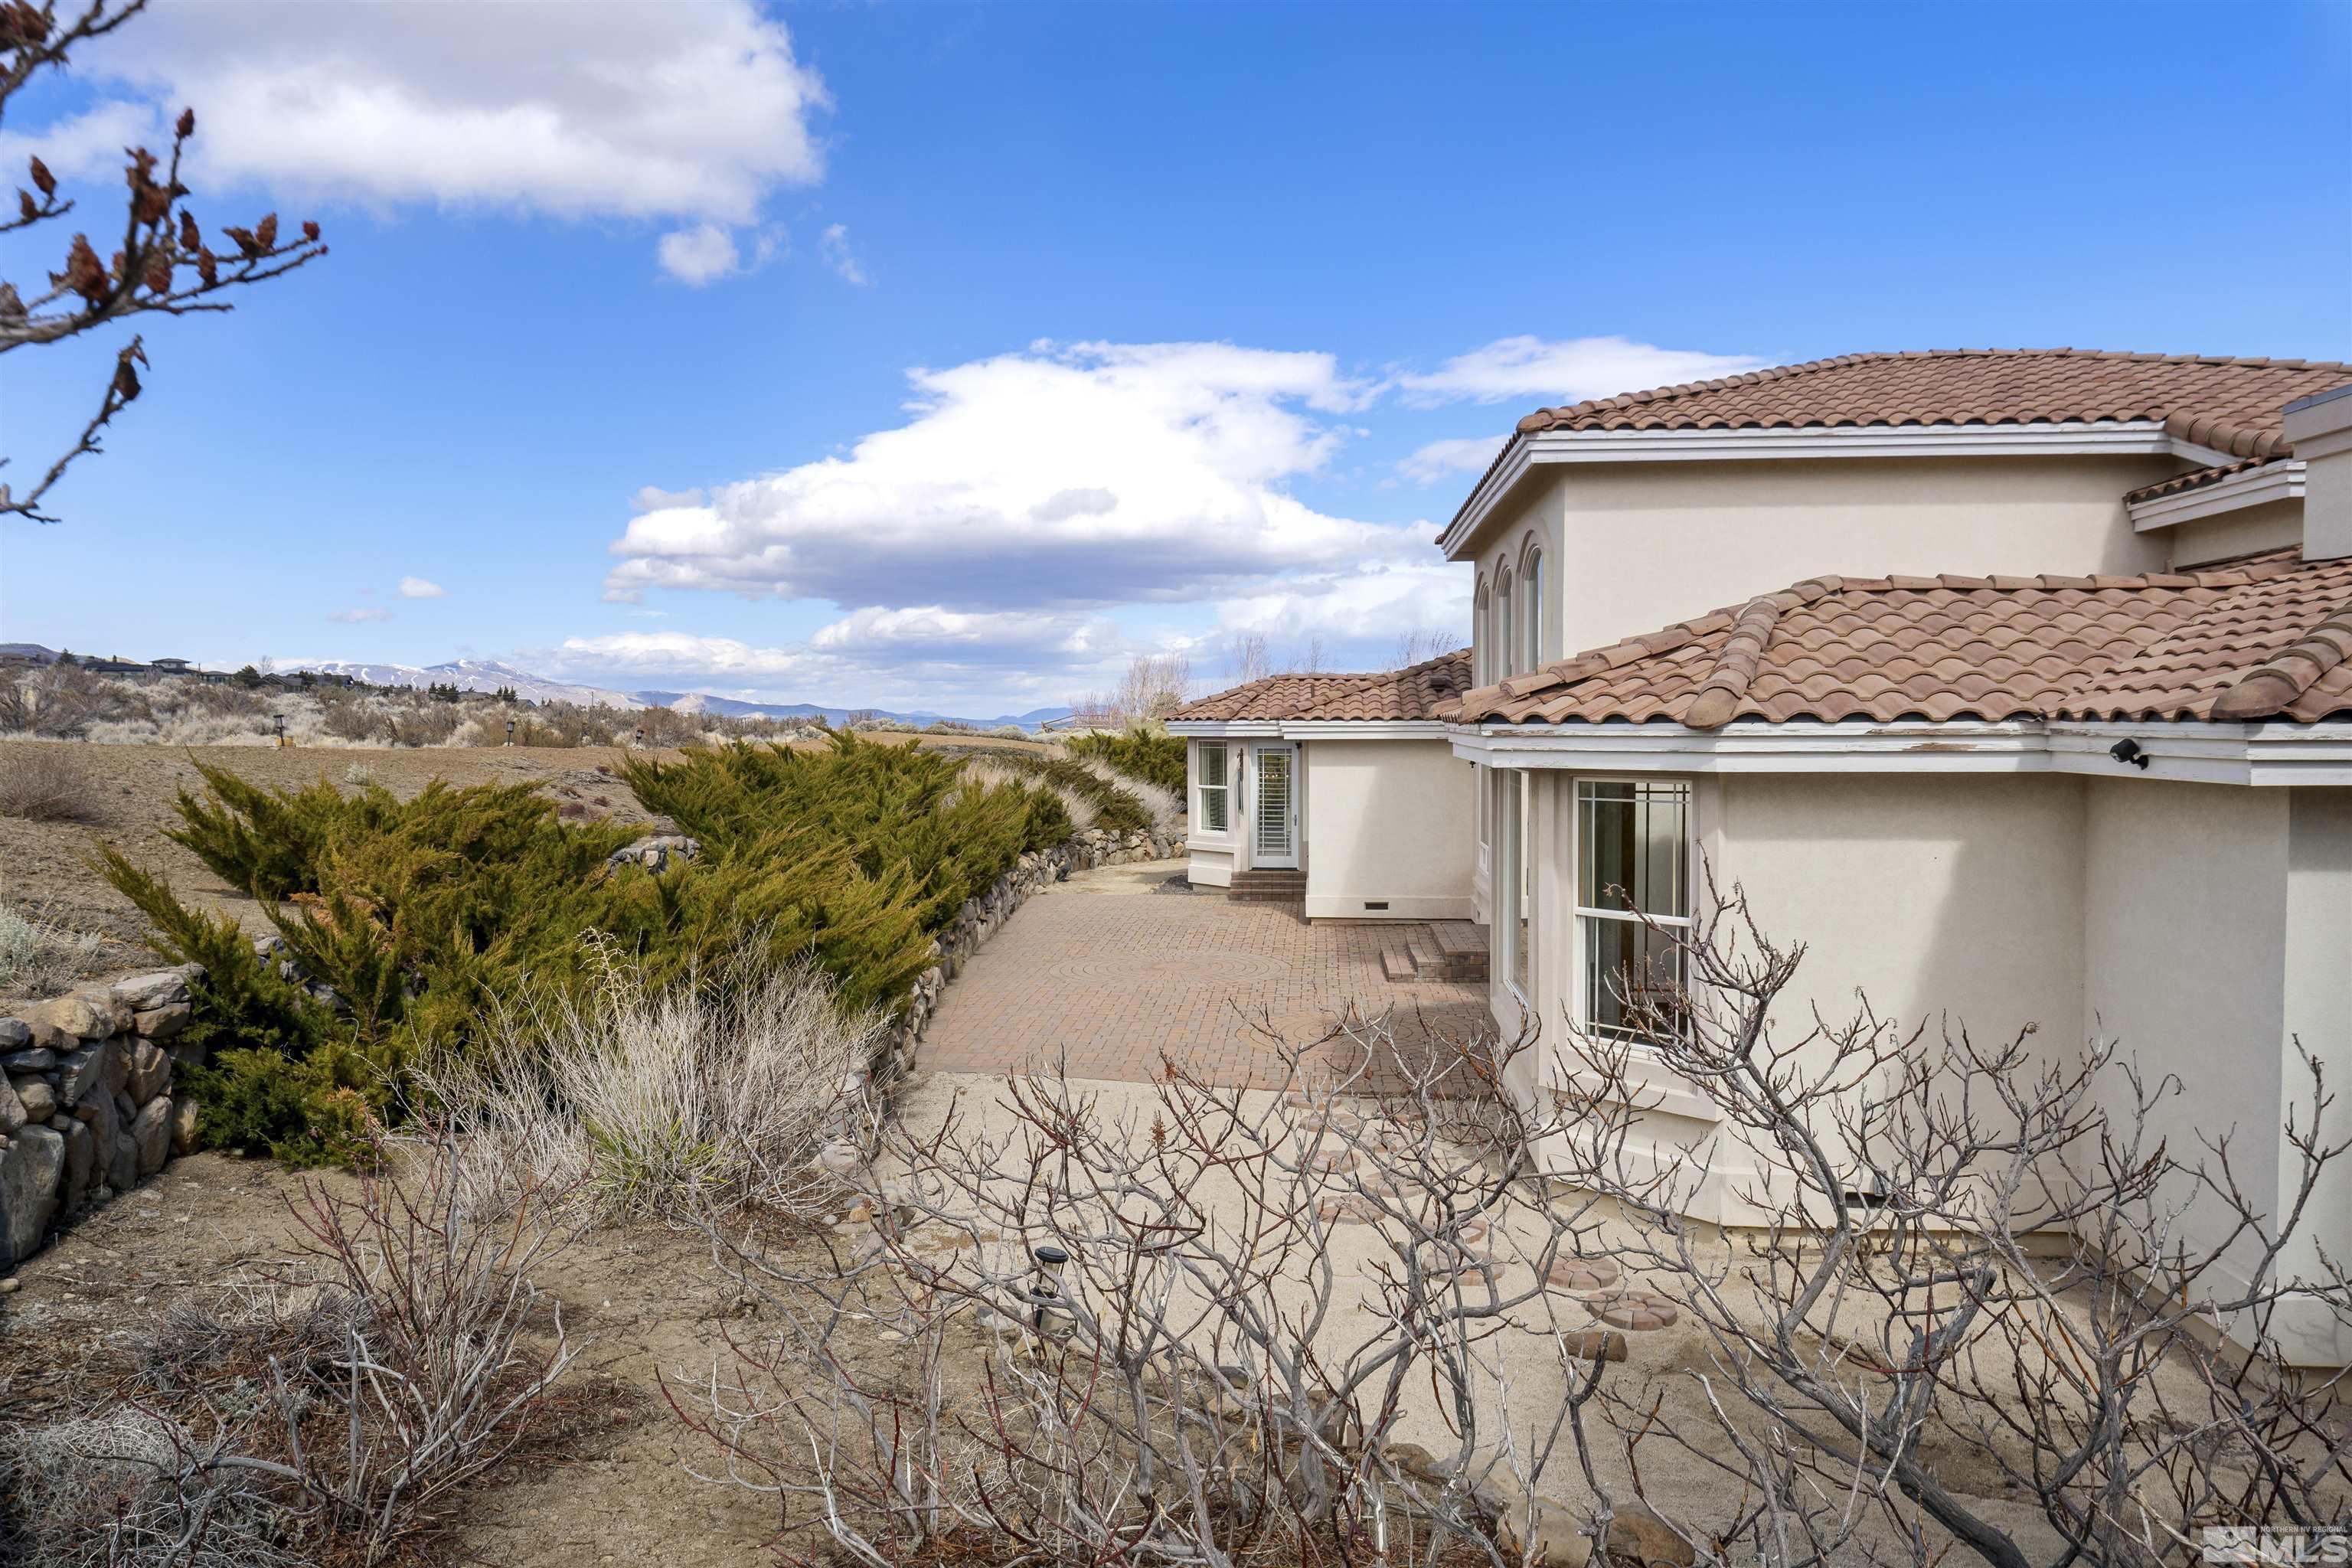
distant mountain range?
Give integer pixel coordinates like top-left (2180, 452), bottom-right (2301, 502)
top-left (4, 645), bottom-right (1073, 732)
top-left (270, 657), bottom-right (642, 710)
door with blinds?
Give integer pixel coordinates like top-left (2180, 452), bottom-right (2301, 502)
top-left (1250, 743), bottom-right (1298, 867)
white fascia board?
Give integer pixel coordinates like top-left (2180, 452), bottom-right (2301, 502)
top-left (1449, 718), bottom-right (2352, 787)
top-left (2129, 461), bottom-right (2305, 532)
top-left (1440, 421), bottom-right (2182, 560)
top-left (1167, 720), bottom-right (1449, 740)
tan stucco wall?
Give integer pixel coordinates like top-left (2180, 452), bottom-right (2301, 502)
top-left (1466, 454), bottom-right (2184, 675)
top-left (1301, 738), bottom-right (1474, 920)
top-left (2080, 780), bottom-right (2350, 1365)
top-left (2164, 498), bottom-right (2304, 566)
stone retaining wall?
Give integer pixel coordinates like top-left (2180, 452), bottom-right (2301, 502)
top-left (2, 965), bottom-right (205, 1272)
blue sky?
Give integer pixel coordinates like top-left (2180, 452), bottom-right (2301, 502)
top-left (4, 0), bottom-right (2348, 714)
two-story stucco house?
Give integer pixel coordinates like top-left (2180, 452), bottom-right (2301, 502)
top-left (1178, 348), bottom-right (2352, 1365)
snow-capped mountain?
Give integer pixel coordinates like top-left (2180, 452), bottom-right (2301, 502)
top-left (267, 658), bottom-right (639, 709)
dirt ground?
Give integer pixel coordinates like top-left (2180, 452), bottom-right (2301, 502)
top-left (0, 1149), bottom-right (927, 1566)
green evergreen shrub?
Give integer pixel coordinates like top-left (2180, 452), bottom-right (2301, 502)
top-left (101, 730), bottom-right (1080, 1166)
top-left (1064, 727), bottom-right (1187, 797)
top-left (971, 748), bottom-right (1153, 835)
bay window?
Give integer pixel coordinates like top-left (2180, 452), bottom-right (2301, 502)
top-left (1574, 779), bottom-right (1690, 1043)
top-left (1196, 741), bottom-right (1230, 834)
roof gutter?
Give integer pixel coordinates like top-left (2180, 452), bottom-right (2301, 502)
top-left (1446, 717), bottom-right (2352, 787)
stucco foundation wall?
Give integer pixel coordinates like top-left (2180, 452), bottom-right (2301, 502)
top-left (1302, 738), bottom-right (1473, 920)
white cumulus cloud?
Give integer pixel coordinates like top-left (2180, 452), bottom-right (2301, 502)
top-left (35, 0), bottom-right (829, 276)
top-left (603, 339), bottom-right (1410, 612)
top-left (1396, 435), bottom-right (1505, 485)
top-left (1389, 335), bottom-right (1764, 407)
top-left (397, 577), bottom-right (446, 599)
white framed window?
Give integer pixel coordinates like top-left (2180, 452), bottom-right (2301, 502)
top-left (1495, 566), bottom-right (1516, 679)
top-left (1521, 548), bottom-right (1545, 669)
top-left (1572, 779), bottom-right (1691, 1043)
top-left (1472, 583), bottom-right (1489, 686)
top-left (1196, 741), bottom-right (1230, 834)
top-left (1498, 770), bottom-right (1530, 997)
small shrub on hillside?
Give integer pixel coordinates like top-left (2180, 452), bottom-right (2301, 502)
top-left (0, 903), bottom-right (103, 995)
top-left (1063, 726), bottom-right (1186, 797)
top-left (0, 746), bottom-right (101, 822)
top-left (0, 665), bottom-right (145, 737)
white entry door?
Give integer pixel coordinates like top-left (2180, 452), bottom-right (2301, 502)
top-left (1251, 743), bottom-right (1298, 868)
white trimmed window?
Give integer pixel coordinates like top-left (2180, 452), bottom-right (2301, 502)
top-left (1522, 548), bottom-right (1545, 668)
top-left (1196, 741), bottom-right (1230, 834)
top-left (1573, 779), bottom-right (1690, 1042)
top-left (1495, 566), bottom-right (1516, 680)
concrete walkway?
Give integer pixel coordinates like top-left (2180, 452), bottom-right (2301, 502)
top-left (915, 858), bottom-right (1494, 1088)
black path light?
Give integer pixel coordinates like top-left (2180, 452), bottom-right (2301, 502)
top-left (505, 716), bottom-right (517, 746)
top-left (272, 713), bottom-right (286, 747)
top-left (1026, 1243), bottom-right (1072, 1338)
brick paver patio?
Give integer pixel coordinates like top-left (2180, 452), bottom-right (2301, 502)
top-left (916, 859), bottom-right (1496, 1088)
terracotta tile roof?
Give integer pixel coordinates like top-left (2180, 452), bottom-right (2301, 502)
top-left (1439, 552), bottom-right (2352, 729)
top-left (1171, 648), bottom-right (1472, 723)
top-left (2122, 455), bottom-right (2283, 505)
top-left (1513, 350), bottom-right (2350, 462)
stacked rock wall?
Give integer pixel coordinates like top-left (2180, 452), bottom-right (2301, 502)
top-left (1, 965), bottom-right (204, 1272)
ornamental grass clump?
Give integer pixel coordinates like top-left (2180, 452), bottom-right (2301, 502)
top-left (417, 938), bottom-right (882, 1223)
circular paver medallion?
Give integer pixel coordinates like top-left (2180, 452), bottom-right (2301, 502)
top-left (1583, 1287), bottom-right (1678, 1331)
top-left (1544, 1254), bottom-right (1622, 1293)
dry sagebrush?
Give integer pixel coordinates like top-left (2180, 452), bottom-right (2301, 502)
top-left (0, 1138), bottom-right (580, 1566)
top-left (416, 940), bottom-right (883, 1224)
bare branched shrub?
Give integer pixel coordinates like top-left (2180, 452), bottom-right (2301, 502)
top-left (1071, 652), bottom-right (1194, 729)
top-left (672, 1014), bottom-right (1640, 1566)
top-left (0, 901), bottom-right (103, 994)
top-left (416, 939), bottom-right (881, 1223)
top-left (1550, 881), bottom-right (2352, 1566)
top-left (0, 1138), bottom-right (577, 1565)
top-left (0, 743), bottom-right (100, 820)
top-left (0, 665), bottom-right (145, 737)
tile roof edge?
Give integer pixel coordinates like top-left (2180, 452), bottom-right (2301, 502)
top-left (2209, 596), bottom-right (2352, 720)
top-left (1514, 348), bottom-right (2352, 432)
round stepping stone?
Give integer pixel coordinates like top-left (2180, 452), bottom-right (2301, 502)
top-left (1544, 1254), bottom-right (1621, 1293)
top-left (1317, 1191), bottom-right (1385, 1224)
top-left (1285, 1089), bottom-right (1333, 1112)
top-left (1583, 1287), bottom-right (1678, 1331)
top-left (1297, 1109), bottom-right (1366, 1138)
top-left (1306, 1147), bottom-right (1360, 1174)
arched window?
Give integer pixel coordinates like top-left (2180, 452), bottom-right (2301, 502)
top-left (1521, 547), bottom-right (1545, 669)
top-left (1472, 581), bottom-right (1489, 685)
top-left (1495, 566), bottom-right (1515, 679)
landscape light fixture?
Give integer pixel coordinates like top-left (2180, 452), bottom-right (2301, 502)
top-left (505, 717), bottom-right (516, 746)
top-left (273, 714), bottom-right (286, 747)
top-left (1027, 1243), bottom-right (1071, 1337)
